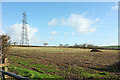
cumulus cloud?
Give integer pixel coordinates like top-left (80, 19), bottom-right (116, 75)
top-left (48, 19), bottom-right (58, 26)
top-left (67, 14), bottom-right (96, 33)
top-left (51, 30), bottom-right (57, 35)
top-left (6, 23), bottom-right (38, 44)
top-left (112, 3), bottom-right (118, 10)
top-left (48, 14), bottom-right (99, 34)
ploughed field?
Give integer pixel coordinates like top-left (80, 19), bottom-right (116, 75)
top-left (8, 47), bottom-right (120, 79)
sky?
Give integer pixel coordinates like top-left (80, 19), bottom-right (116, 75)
top-left (1, 2), bottom-right (118, 46)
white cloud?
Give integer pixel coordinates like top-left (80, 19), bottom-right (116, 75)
top-left (67, 14), bottom-right (96, 33)
top-left (112, 3), bottom-right (118, 10)
top-left (28, 25), bottom-right (38, 39)
top-left (51, 30), bottom-right (57, 35)
top-left (48, 19), bottom-right (58, 26)
top-left (6, 23), bottom-right (38, 44)
top-left (48, 14), bottom-right (98, 34)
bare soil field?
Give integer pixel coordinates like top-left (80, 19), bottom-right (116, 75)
top-left (8, 47), bottom-right (120, 80)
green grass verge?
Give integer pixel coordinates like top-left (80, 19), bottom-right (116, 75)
top-left (9, 65), bottom-right (63, 80)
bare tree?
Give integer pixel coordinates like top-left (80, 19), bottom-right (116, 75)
top-left (64, 44), bottom-right (69, 47)
top-left (87, 44), bottom-right (95, 48)
top-left (12, 42), bottom-right (17, 45)
top-left (44, 43), bottom-right (48, 47)
top-left (79, 44), bottom-right (87, 48)
top-left (59, 44), bottom-right (63, 47)
top-left (74, 44), bottom-right (79, 48)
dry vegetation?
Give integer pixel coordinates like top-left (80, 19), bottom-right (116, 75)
top-left (8, 46), bottom-right (120, 80)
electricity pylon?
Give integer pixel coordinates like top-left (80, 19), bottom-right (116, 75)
top-left (20, 11), bottom-right (29, 45)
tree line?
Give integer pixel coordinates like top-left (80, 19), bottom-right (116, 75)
top-left (5, 35), bottom-right (119, 50)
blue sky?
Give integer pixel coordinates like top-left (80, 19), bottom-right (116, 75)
top-left (2, 2), bottom-right (118, 46)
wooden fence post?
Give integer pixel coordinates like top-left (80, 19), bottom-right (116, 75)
top-left (5, 58), bottom-right (8, 71)
top-left (0, 35), bottom-right (10, 79)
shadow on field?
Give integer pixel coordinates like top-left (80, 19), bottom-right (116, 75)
top-left (88, 62), bottom-right (120, 72)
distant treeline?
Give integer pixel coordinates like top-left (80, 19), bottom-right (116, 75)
top-left (11, 44), bottom-right (120, 50)
top-left (68, 44), bottom-right (120, 50)
top-left (1, 34), bottom-right (119, 50)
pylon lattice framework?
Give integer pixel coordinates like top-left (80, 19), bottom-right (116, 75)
top-left (20, 11), bottom-right (29, 45)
